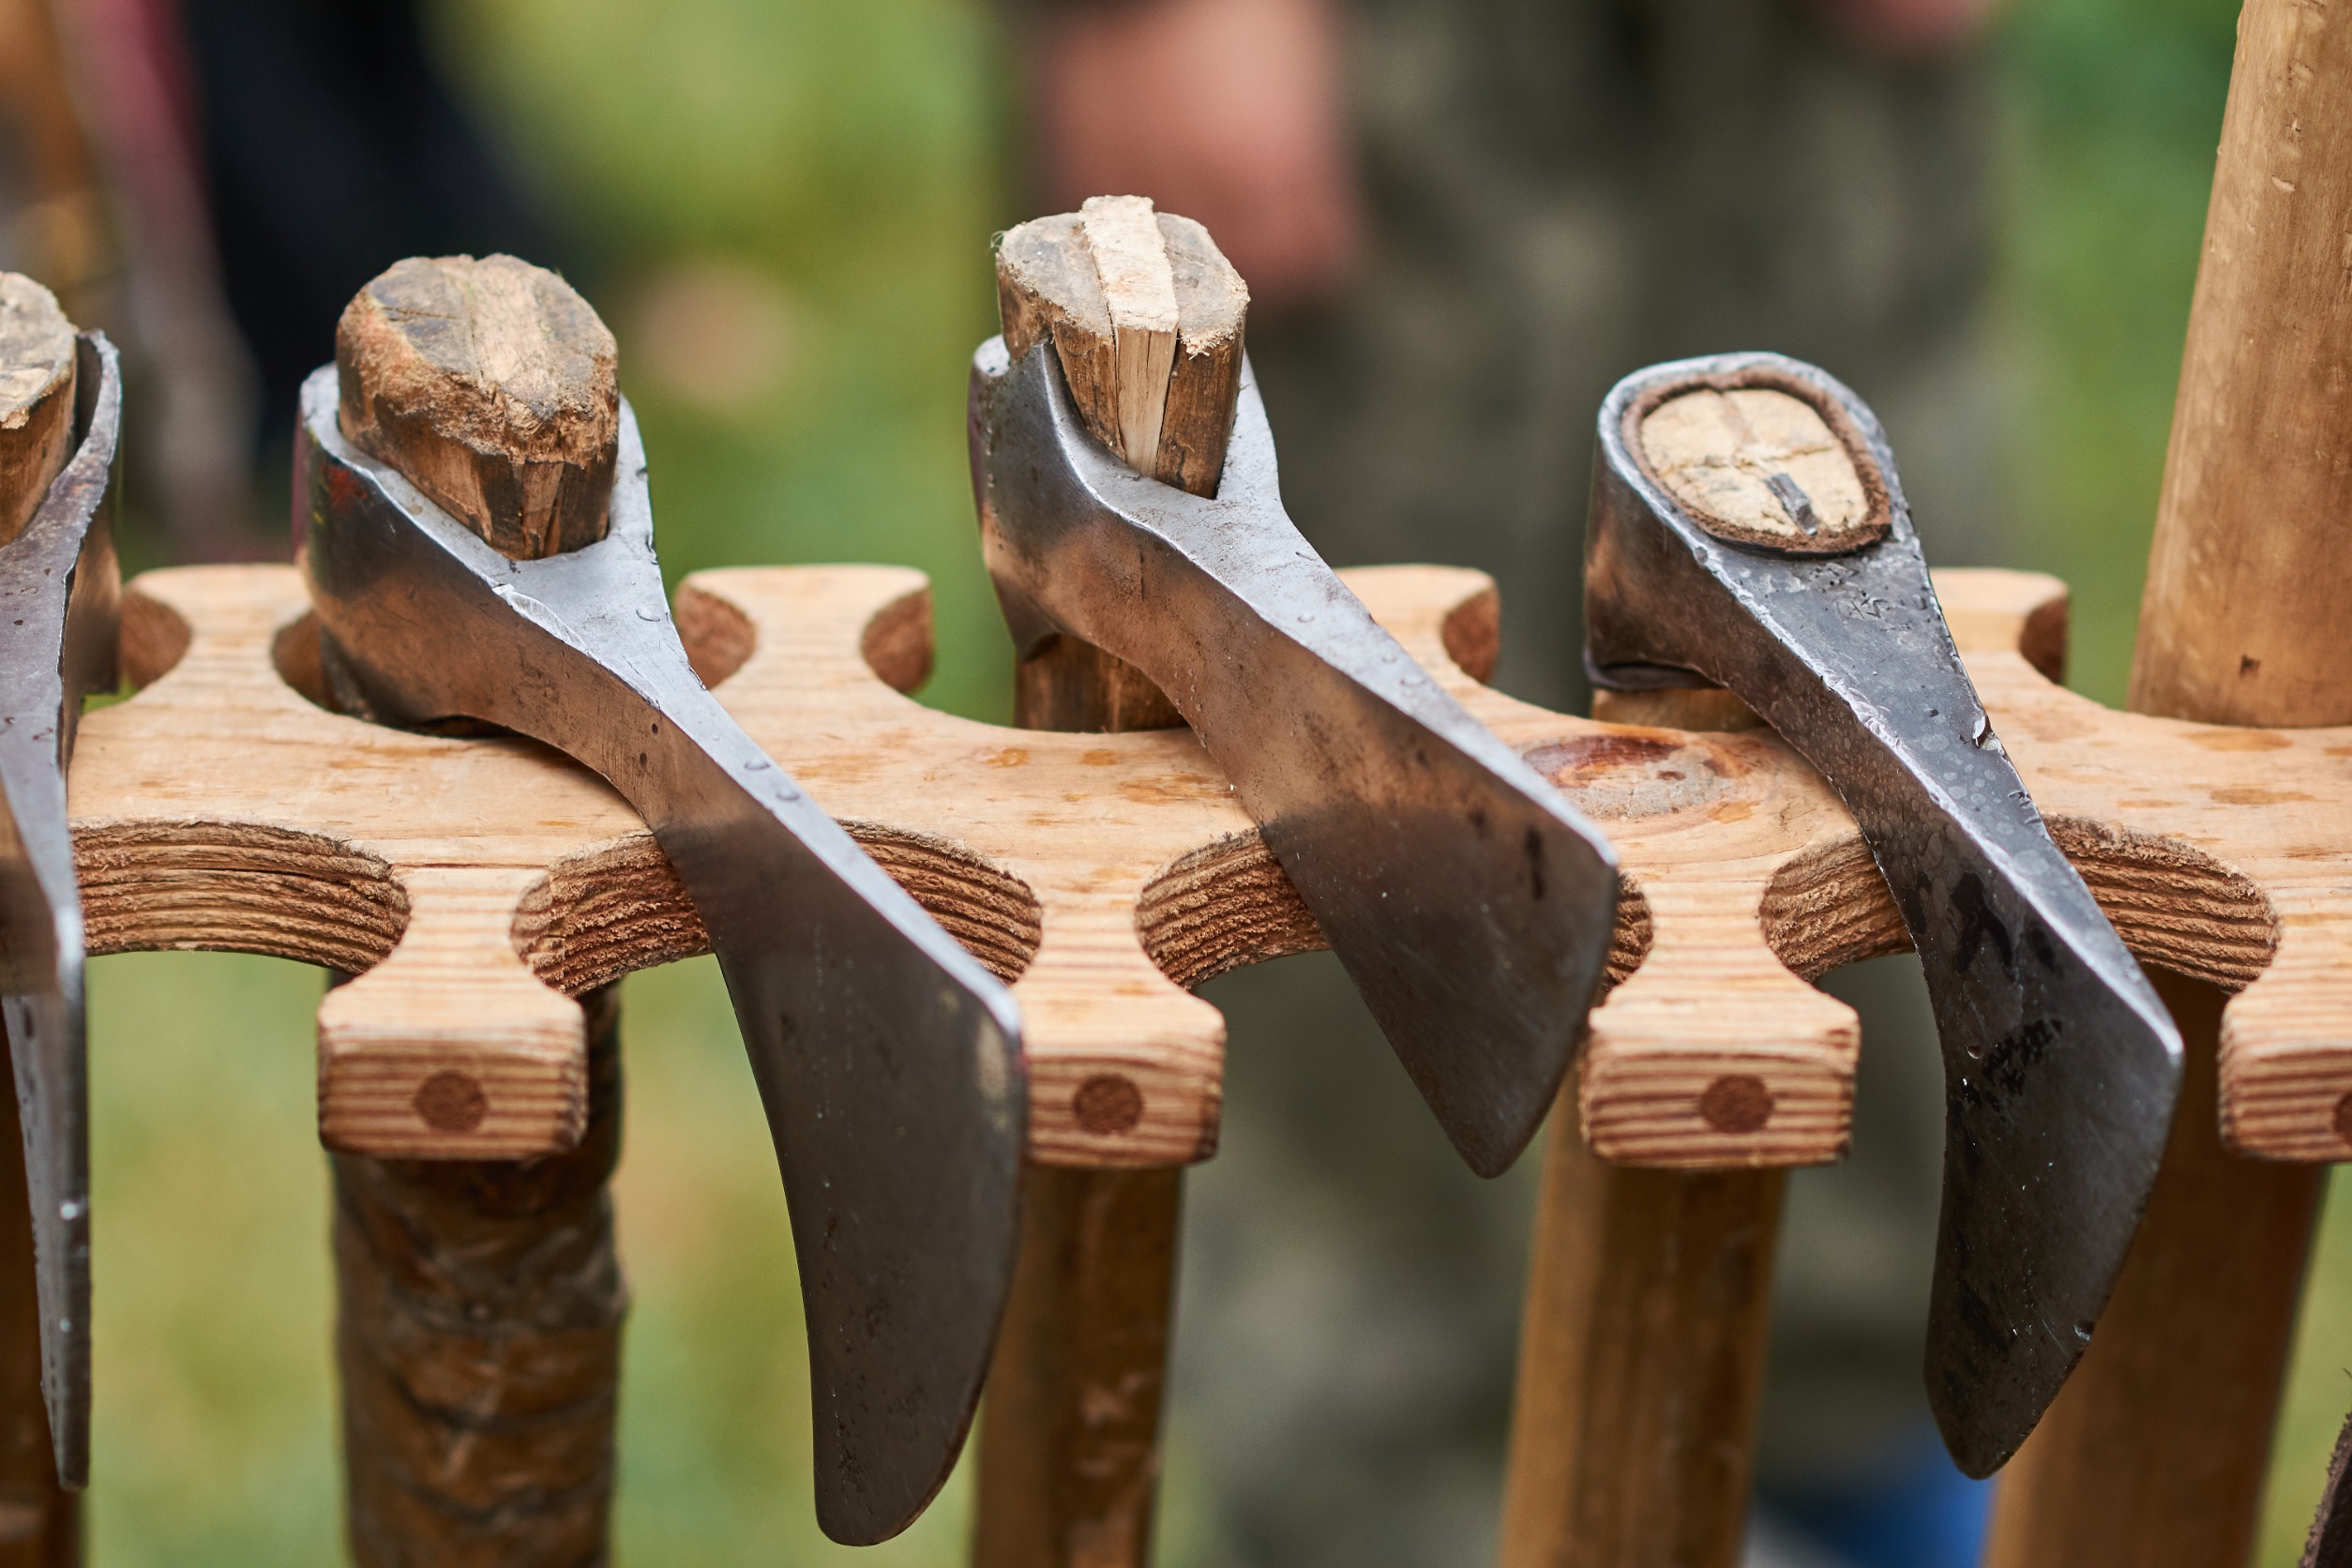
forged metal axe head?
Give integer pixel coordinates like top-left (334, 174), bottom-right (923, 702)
top-left (1584, 352), bottom-right (2182, 1475)
top-left (0, 278), bottom-right (121, 1489)
top-left (300, 256), bottom-right (1026, 1544)
top-left (972, 207), bottom-right (1619, 1176)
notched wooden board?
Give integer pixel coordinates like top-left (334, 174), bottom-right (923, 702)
top-left (63, 564), bottom-right (2352, 1172)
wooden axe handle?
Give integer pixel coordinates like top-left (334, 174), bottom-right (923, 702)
top-left (973, 196), bottom-right (1245, 1568)
top-left (327, 256), bottom-right (626, 1568)
top-left (1989, 1), bottom-right (2350, 1560)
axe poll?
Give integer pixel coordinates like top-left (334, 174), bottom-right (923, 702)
top-left (0, 276), bottom-right (118, 1500)
top-left (295, 255), bottom-right (1027, 1545)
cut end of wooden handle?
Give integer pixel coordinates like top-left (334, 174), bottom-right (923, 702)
top-left (0, 272), bottom-right (77, 550)
top-left (996, 197), bottom-right (1247, 498)
top-left (337, 254), bottom-right (619, 560)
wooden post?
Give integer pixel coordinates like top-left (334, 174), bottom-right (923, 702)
top-left (333, 984), bottom-right (625, 1567)
top-left (1498, 686), bottom-right (1786, 1568)
top-left (0, 275), bottom-right (81, 1568)
top-left (972, 197), bottom-right (1244, 1568)
top-left (329, 255), bottom-right (627, 1567)
top-left (1983, 1), bottom-right (2352, 1559)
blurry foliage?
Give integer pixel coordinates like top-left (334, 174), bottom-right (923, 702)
top-left (430, 0), bottom-right (1020, 721)
top-left (71, 0), bottom-right (2352, 1560)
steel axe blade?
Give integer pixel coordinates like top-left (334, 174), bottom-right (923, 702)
top-left (296, 369), bottom-right (1025, 1545)
top-left (1584, 351), bottom-right (2182, 1475)
top-left (971, 337), bottom-right (1621, 1179)
top-left (0, 332), bottom-right (120, 1489)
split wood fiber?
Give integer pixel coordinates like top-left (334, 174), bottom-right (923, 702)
top-left (973, 199), bottom-right (1246, 1568)
top-left (0, 275), bottom-right (75, 551)
top-left (1500, 683), bottom-right (1785, 1568)
top-left (1987, 0), bottom-right (2352, 1558)
top-left (337, 255), bottom-right (617, 561)
top-left (995, 196), bottom-right (1247, 730)
top-left (336, 985), bottom-right (624, 1568)
top-left (329, 259), bottom-right (628, 1568)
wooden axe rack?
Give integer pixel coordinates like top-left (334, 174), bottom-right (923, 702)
top-left (47, 545), bottom-right (2352, 1564)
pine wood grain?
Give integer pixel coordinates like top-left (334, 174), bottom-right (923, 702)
top-left (0, 275), bottom-right (73, 552)
top-left (65, 559), bottom-right (2352, 1171)
top-left (336, 256), bottom-right (617, 560)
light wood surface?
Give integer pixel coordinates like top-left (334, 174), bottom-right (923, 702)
top-left (63, 559), bottom-right (2352, 1169)
top-left (336, 255), bottom-right (617, 560)
top-left (1987, 0), bottom-right (2352, 1552)
top-left (335, 985), bottom-right (624, 1567)
top-left (2131, 0), bottom-right (2352, 725)
top-left (0, 275), bottom-right (73, 552)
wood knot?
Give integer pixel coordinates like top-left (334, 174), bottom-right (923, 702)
top-left (414, 1070), bottom-right (489, 1134)
top-left (1523, 732), bottom-right (1736, 820)
top-left (1072, 1074), bottom-right (1144, 1136)
top-left (1699, 1074), bottom-right (1774, 1135)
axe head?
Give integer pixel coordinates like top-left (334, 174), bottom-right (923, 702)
top-left (972, 337), bottom-right (1621, 1178)
top-left (0, 333), bottom-right (122, 1489)
top-left (1584, 352), bottom-right (2182, 1475)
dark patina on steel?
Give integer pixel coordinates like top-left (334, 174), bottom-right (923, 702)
top-left (0, 333), bottom-right (120, 1489)
top-left (1585, 351), bottom-right (2182, 1476)
top-left (970, 338), bottom-right (1620, 1179)
top-left (295, 368), bottom-right (1026, 1545)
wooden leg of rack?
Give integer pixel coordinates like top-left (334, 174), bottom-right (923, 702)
top-left (333, 984), bottom-right (626, 1568)
top-left (0, 1012), bottom-right (73, 1567)
top-left (1500, 1075), bottom-right (1785, 1568)
top-left (972, 1166), bottom-right (1184, 1568)
top-left (1983, 970), bottom-right (2322, 1568)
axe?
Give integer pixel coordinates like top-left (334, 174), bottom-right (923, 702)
top-left (0, 277), bottom-right (119, 1495)
top-left (1581, 353), bottom-right (2181, 1473)
top-left (294, 255), bottom-right (1026, 1545)
top-left (966, 197), bottom-right (1622, 1565)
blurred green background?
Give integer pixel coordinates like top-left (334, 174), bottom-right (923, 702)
top-left (75, 0), bottom-right (2352, 1561)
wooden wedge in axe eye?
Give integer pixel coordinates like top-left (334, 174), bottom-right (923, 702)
top-left (295, 255), bottom-right (1028, 1548)
top-left (967, 196), bottom-right (1624, 1565)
